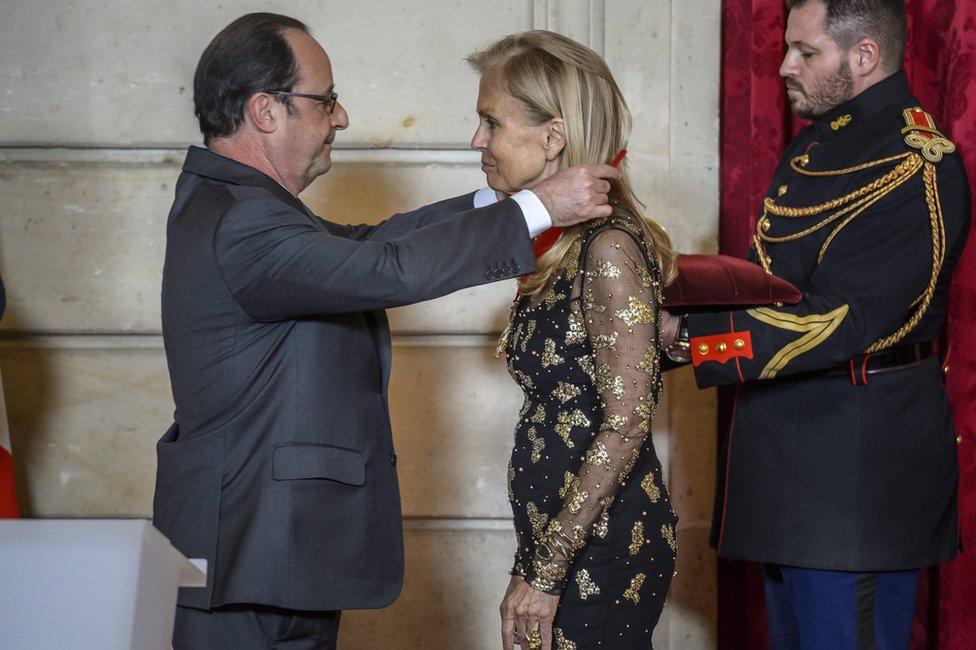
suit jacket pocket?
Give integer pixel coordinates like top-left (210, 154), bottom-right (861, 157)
top-left (272, 442), bottom-right (366, 485)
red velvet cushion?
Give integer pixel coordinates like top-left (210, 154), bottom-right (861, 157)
top-left (661, 254), bottom-right (802, 308)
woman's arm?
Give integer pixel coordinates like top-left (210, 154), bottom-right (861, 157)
top-left (523, 226), bottom-right (662, 595)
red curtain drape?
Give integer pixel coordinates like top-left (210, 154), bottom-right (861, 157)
top-left (718, 1), bottom-right (976, 648)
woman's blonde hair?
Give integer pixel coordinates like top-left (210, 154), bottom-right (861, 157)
top-left (467, 30), bottom-right (676, 294)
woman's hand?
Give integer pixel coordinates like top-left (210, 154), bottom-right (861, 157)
top-left (500, 575), bottom-right (560, 650)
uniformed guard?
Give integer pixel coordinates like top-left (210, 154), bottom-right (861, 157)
top-left (661, 1), bottom-right (972, 647)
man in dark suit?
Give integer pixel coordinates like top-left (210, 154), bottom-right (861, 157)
top-left (661, 1), bottom-right (970, 647)
top-left (153, 12), bottom-right (620, 649)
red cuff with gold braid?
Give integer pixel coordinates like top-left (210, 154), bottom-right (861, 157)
top-left (691, 331), bottom-right (753, 367)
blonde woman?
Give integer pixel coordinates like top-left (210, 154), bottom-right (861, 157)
top-left (468, 31), bottom-right (679, 650)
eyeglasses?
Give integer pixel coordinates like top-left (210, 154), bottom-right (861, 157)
top-left (265, 90), bottom-right (339, 114)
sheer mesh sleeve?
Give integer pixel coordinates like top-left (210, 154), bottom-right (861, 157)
top-left (524, 226), bottom-right (663, 594)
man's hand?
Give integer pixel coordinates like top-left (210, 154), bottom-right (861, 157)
top-left (660, 310), bottom-right (682, 348)
top-left (532, 164), bottom-right (621, 228)
top-left (500, 575), bottom-right (560, 650)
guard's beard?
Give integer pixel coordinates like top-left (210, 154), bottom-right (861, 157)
top-left (789, 60), bottom-right (855, 119)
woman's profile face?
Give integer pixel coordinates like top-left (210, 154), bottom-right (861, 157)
top-left (470, 76), bottom-right (557, 195)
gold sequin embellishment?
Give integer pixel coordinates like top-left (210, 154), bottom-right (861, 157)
top-left (558, 237), bottom-right (582, 277)
top-left (575, 569), bottom-right (601, 600)
top-left (565, 311), bottom-right (587, 346)
top-left (520, 320), bottom-right (537, 352)
top-left (530, 405), bottom-right (547, 424)
top-left (526, 502), bottom-right (550, 539)
top-left (543, 288), bottom-right (568, 310)
top-left (559, 472), bottom-right (589, 514)
top-left (542, 338), bottom-right (564, 368)
top-left (512, 370), bottom-right (535, 391)
top-left (583, 441), bottom-right (613, 470)
top-left (595, 364), bottom-right (625, 399)
top-left (527, 427), bottom-right (545, 463)
top-left (634, 402), bottom-right (653, 433)
top-left (555, 409), bottom-right (590, 448)
top-left (589, 259), bottom-right (622, 279)
top-left (636, 347), bottom-right (658, 375)
top-left (600, 412), bottom-right (629, 432)
top-left (552, 381), bottom-right (582, 404)
top-left (623, 573), bottom-right (646, 604)
top-left (641, 471), bottom-right (661, 503)
top-left (591, 332), bottom-right (619, 350)
top-left (583, 288), bottom-right (607, 314)
top-left (577, 356), bottom-right (595, 379)
top-left (554, 628), bottom-right (577, 650)
top-left (507, 460), bottom-right (515, 502)
top-left (629, 521), bottom-right (645, 556)
top-left (616, 296), bottom-right (655, 326)
top-left (662, 523), bottom-right (678, 552)
top-left (593, 496), bottom-right (613, 539)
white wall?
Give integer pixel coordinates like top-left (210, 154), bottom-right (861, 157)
top-left (0, 0), bottom-right (720, 646)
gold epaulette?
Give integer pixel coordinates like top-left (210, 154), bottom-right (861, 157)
top-left (902, 107), bottom-right (956, 163)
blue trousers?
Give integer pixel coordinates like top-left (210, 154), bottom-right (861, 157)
top-left (763, 564), bottom-right (920, 650)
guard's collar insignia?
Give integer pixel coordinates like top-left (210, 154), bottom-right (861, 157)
top-left (830, 114), bottom-right (853, 131)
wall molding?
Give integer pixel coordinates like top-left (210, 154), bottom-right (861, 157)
top-left (0, 147), bottom-right (482, 166)
top-left (531, 0), bottom-right (605, 55)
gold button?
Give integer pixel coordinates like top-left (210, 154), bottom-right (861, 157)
top-left (957, 436), bottom-right (963, 445)
top-left (798, 154), bottom-right (810, 167)
top-left (733, 338), bottom-right (746, 350)
top-left (760, 218), bottom-right (771, 233)
top-left (697, 343), bottom-right (710, 355)
top-left (716, 342), bottom-right (728, 353)
top-left (778, 185), bottom-right (788, 196)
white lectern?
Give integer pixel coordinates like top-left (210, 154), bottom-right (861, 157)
top-left (0, 519), bottom-right (206, 650)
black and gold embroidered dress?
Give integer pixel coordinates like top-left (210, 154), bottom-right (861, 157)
top-left (504, 218), bottom-right (677, 649)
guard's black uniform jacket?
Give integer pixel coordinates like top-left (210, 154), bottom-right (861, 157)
top-left (688, 72), bottom-right (971, 571)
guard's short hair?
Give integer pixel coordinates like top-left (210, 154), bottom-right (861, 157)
top-left (786, 0), bottom-right (906, 73)
top-left (193, 13), bottom-right (308, 144)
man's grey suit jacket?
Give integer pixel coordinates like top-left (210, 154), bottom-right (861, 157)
top-left (153, 146), bottom-right (535, 611)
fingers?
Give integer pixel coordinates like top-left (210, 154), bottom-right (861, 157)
top-left (533, 162), bottom-right (622, 227)
top-left (540, 622), bottom-right (553, 650)
top-left (501, 594), bottom-right (517, 650)
top-left (501, 619), bottom-right (516, 650)
top-left (585, 163), bottom-right (622, 180)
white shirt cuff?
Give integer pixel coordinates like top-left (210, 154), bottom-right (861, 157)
top-left (513, 190), bottom-right (552, 238)
top-left (471, 187), bottom-right (553, 238)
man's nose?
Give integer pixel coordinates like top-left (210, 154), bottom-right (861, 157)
top-left (333, 102), bottom-right (349, 130)
top-left (780, 53), bottom-right (797, 78)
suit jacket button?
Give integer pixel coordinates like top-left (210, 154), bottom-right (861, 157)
top-left (390, 454), bottom-right (397, 466)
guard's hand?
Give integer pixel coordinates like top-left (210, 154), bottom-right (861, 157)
top-left (500, 575), bottom-right (559, 650)
top-left (660, 310), bottom-right (682, 348)
top-left (532, 164), bottom-right (620, 228)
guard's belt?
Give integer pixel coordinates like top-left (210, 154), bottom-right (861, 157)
top-left (827, 341), bottom-right (936, 386)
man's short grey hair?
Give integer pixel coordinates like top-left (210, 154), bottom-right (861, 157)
top-left (786, 0), bottom-right (907, 73)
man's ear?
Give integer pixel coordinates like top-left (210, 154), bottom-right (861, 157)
top-left (245, 92), bottom-right (280, 135)
top-left (851, 36), bottom-right (882, 77)
top-left (545, 118), bottom-right (566, 161)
